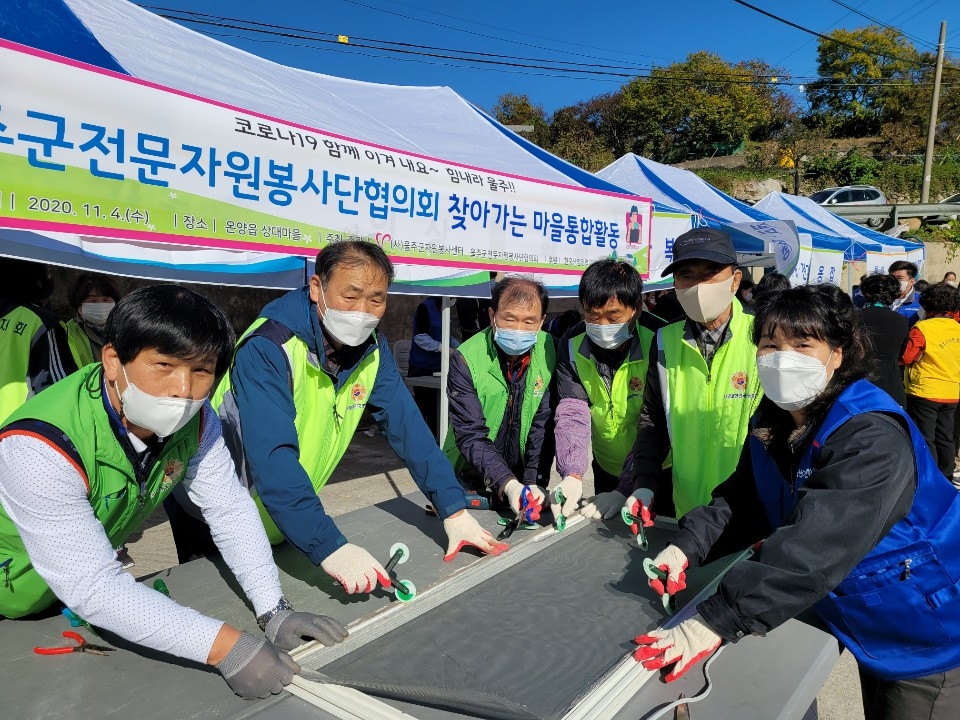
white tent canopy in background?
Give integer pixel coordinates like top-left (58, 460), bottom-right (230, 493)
top-left (753, 192), bottom-right (925, 276)
top-left (597, 153), bottom-right (924, 264)
top-left (1, 0), bottom-right (683, 296)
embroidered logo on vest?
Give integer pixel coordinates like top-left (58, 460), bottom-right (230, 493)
top-left (162, 459), bottom-right (184, 488)
top-left (347, 382), bottom-right (368, 410)
top-left (724, 371), bottom-right (757, 401)
top-left (628, 375), bottom-right (644, 399)
top-left (533, 375), bottom-right (544, 396)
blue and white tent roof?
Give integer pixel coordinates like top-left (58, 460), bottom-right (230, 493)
top-left (1, 0), bottom-right (677, 291)
top-left (597, 153), bottom-right (922, 262)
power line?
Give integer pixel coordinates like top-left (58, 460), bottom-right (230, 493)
top-left (826, 0), bottom-right (960, 54)
top-left (826, 0), bottom-right (936, 49)
top-left (732, 0), bottom-right (959, 73)
top-left (339, 0), bottom-right (680, 66)
top-left (145, 6), bottom-right (957, 90)
top-left (145, 5), bottom-right (791, 81)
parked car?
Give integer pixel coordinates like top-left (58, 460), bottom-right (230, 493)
top-left (809, 186), bottom-right (888, 227)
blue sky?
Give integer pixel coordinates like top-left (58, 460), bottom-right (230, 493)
top-left (139, 0), bottom-right (959, 114)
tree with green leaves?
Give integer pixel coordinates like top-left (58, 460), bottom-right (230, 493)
top-left (806, 26), bottom-right (925, 138)
top-left (618, 52), bottom-right (793, 163)
top-left (490, 93), bottom-right (551, 148)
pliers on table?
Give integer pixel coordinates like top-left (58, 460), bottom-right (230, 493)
top-left (34, 631), bottom-right (116, 656)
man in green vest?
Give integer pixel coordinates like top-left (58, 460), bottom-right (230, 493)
top-left (0, 285), bottom-right (347, 700)
top-left (0, 257), bottom-right (76, 424)
top-left (583, 229), bottom-right (762, 565)
top-left (215, 241), bottom-right (506, 597)
top-left (443, 276), bottom-right (555, 520)
top-left (553, 259), bottom-right (656, 523)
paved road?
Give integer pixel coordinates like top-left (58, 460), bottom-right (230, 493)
top-left (125, 430), bottom-right (864, 720)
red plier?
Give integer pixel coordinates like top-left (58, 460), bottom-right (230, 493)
top-left (34, 631), bottom-right (115, 656)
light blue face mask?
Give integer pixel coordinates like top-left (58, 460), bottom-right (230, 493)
top-left (494, 326), bottom-right (538, 356)
top-left (585, 321), bottom-right (632, 350)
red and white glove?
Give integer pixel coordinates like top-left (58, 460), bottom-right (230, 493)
top-left (443, 510), bottom-right (509, 561)
top-left (502, 479), bottom-right (545, 522)
top-left (647, 544), bottom-right (688, 598)
top-left (625, 488), bottom-right (655, 535)
top-left (320, 544), bottom-right (389, 594)
top-left (633, 614), bottom-right (722, 682)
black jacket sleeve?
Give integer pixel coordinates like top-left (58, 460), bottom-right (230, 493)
top-left (695, 412), bottom-right (917, 643)
top-left (447, 350), bottom-right (515, 489)
top-left (622, 331), bottom-right (671, 494)
top-left (28, 314), bottom-right (77, 393)
top-left (554, 328), bottom-right (588, 403)
top-left (522, 382), bottom-right (553, 485)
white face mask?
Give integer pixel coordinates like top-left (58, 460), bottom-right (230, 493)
top-left (947, 281), bottom-right (957, 288)
top-left (676, 277), bottom-right (736, 324)
top-left (756, 350), bottom-right (832, 412)
top-left (116, 367), bottom-right (205, 439)
top-left (80, 301), bottom-right (114, 329)
top-left (318, 284), bottom-right (380, 347)
top-left (899, 279), bottom-right (911, 294)
top-left (585, 320), bottom-right (633, 350)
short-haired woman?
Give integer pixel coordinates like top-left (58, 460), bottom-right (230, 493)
top-left (634, 284), bottom-right (960, 720)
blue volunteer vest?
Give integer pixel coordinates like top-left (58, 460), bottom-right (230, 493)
top-left (408, 300), bottom-right (443, 373)
top-left (751, 380), bottom-right (960, 681)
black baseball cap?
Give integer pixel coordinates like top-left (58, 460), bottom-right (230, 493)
top-left (662, 227), bottom-right (738, 277)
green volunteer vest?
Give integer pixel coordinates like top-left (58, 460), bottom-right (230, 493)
top-left (0, 365), bottom-right (202, 617)
top-left (64, 318), bottom-right (95, 368)
top-left (658, 300), bottom-right (762, 517)
top-left (0, 305), bottom-right (47, 425)
top-left (442, 328), bottom-right (556, 474)
top-left (213, 318), bottom-right (379, 544)
top-left (572, 322), bottom-right (654, 477)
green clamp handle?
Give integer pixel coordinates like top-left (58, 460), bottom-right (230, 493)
top-left (553, 488), bottom-right (567, 532)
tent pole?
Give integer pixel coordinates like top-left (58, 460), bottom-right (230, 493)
top-left (439, 297), bottom-right (451, 444)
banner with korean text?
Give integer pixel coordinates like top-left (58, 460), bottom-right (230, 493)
top-left (0, 40), bottom-right (657, 282)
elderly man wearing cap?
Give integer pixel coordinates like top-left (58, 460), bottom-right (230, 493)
top-left (581, 228), bottom-right (763, 545)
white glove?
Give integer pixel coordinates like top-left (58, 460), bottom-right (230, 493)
top-left (550, 476), bottom-right (583, 521)
top-left (502, 479), bottom-right (545, 521)
top-left (580, 490), bottom-right (627, 520)
top-left (633, 613), bottom-right (722, 682)
top-left (443, 510), bottom-right (508, 561)
top-left (647, 544), bottom-right (688, 597)
top-left (624, 488), bottom-right (655, 535)
top-left (320, 544), bottom-right (389, 594)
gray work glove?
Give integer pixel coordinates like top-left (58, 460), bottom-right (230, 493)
top-left (216, 631), bottom-right (300, 700)
top-left (265, 610), bottom-right (348, 651)
top-left (580, 490), bottom-right (627, 520)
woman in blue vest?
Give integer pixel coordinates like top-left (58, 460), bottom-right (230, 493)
top-left (634, 284), bottom-right (960, 720)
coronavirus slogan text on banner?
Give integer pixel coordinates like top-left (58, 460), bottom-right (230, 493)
top-left (0, 40), bottom-right (656, 277)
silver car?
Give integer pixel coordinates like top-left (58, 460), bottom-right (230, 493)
top-left (810, 185), bottom-right (888, 227)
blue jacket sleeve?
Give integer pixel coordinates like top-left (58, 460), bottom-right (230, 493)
top-left (368, 334), bottom-right (467, 518)
top-left (231, 336), bottom-right (347, 565)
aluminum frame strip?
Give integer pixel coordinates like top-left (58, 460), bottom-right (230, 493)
top-left (287, 519), bottom-right (750, 720)
top-left (292, 514), bottom-right (591, 669)
top-left (287, 675), bottom-right (419, 720)
top-left (562, 547), bottom-right (753, 720)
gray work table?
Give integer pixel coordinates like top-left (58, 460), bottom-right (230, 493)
top-left (0, 493), bottom-right (838, 720)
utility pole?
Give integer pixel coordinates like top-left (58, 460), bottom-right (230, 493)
top-left (921, 21), bottom-right (947, 203)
